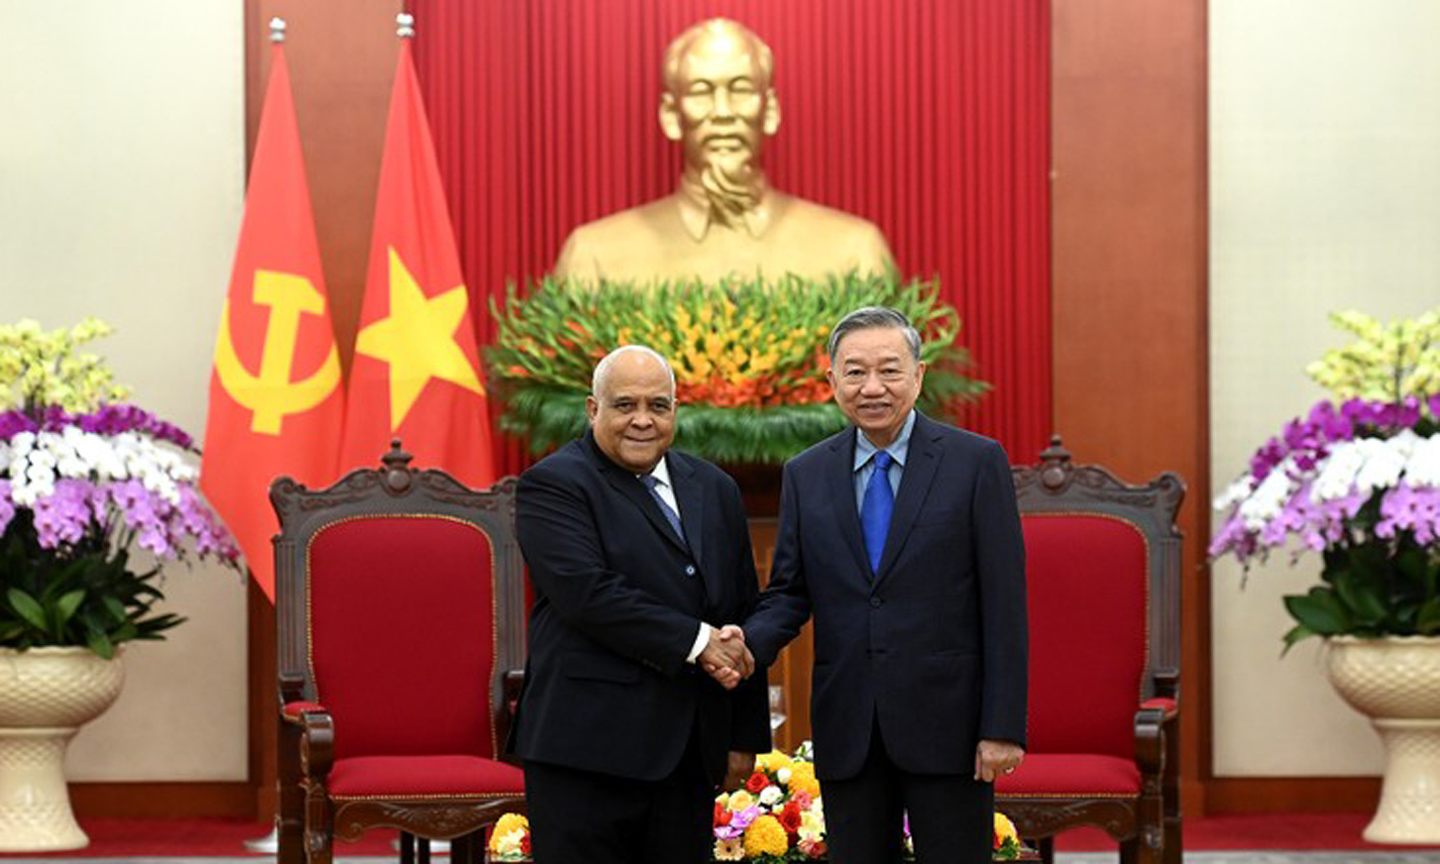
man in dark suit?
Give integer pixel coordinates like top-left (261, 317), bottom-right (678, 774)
top-left (510, 345), bottom-right (771, 864)
top-left (736, 306), bottom-right (1028, 863)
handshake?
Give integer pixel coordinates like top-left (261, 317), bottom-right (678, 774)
top-left (699, 624), bottom-right (754, 690)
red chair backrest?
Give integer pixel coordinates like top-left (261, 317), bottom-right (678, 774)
top-left (1022, 513), bottom-right (1148, 758)
top-left (307, 515), bottom-right (498, 760)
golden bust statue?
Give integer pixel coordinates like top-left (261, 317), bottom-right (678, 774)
top-left (553, 18), bottom-right (895, 285)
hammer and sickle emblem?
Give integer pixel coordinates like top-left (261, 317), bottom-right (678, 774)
top-left (214, 270), bottom-right (341, 436)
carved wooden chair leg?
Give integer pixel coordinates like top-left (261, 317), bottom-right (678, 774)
top-left (417, 836), bottom-right (431, 864)
top-left (398, 831), bottom-right (415, 864)
top-left (459, 829), bottom-right (484, 864)
top-left (1120, 836), bottom-right (1138, 864)
top-left (1163, 718), bottom-right (1182, 864)
top-left (301, 785), bottom-right (333, 864)
top-left (1163, 812), bottom-right (1182, 864)
top-left (1036, 836), bottom-right (1055, 864)
top-left (277, 767), bottom-right (304, 862)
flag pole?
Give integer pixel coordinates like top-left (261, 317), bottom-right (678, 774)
top-left (384, 19), bottom-right (450, 856)
top-left (241, 21), bottom-right (286, 854)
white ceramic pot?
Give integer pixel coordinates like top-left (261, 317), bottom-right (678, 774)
top-left (0, 646), bottom-right (125, 852)
top-left (1326, 635), bottom-right (1440, 844)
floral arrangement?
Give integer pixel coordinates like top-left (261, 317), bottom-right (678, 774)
top-left (0, 318), bottom-right (238, 658)
top-left (1210, 309), bottom-right (1440, 650)
top-left (712, 747), bottom-right (825, 861)
top-left (487, 812), bottom-right (530, 860)
top-left (485, 740), bottom-right (1027, 862)
top-left (486, 273), bottom-right (987, 464)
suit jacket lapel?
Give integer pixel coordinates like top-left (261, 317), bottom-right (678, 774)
top-left (587, 435), bottom-right (689, 556)
top-left (827, 429), bottom-right (872, 580)
top-left (874, 413), bottom-right (943, 589)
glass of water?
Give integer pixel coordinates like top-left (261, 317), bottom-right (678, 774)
top-left (768, 684), bottom-right (787, 732)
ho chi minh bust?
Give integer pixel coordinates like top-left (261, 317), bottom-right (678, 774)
top-left (553, 18), bottom-right (895, 286)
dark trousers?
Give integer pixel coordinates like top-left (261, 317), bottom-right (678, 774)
top-left (524, 732), bottom-right (713, 864)
top-left (822, 720), bottom-right (994, 864)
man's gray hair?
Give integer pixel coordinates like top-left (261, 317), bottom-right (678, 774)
top-left (827, 307), bottom-right (922, 363)
top-left (592, 345), bottom-right (678, 397)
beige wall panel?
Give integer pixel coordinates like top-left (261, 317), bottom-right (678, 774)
top-left (0, 2), bottom-right (247, 779)
top-left (1210, 0), bottom-right (1440, 776)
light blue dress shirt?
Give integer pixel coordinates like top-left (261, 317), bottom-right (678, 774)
top-left (852, 409), bottom-right (916, 514)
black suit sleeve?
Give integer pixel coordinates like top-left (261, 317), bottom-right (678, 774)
top-left (743, 461), bottom-right (814, 669)
top-left (516, 461), bottom-right (700, 676)
top-left (723, 482), bottom-right (774, 754)
top-left (974, 440), bottom-right (1029, 747)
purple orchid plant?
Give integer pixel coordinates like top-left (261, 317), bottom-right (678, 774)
top-left (1210, 310), bottom-right (1440, 651)
top-left (1, 319), bottom-right (238, 659)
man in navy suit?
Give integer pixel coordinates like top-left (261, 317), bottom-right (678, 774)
top-left (510, 345), bottom-right (770, 864)
top-left (737, 307), bottom-right (1029, 863)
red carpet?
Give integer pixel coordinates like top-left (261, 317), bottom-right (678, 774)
top-left (16, 813), bottom-right (1440, 856)
top-left (17, 820), bottom-right (397, 857)
top-left (1056, 813), bottom-right (1440, 852)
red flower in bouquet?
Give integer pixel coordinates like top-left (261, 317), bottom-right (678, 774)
top-left (744, 771), bottom-right (769, 794)
top-left (778, 801), bottom-right (803, 834)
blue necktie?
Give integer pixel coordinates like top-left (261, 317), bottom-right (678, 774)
top-left (641, 475), bottom-right (686, 543)
top-left (861, 450), bottom-right (894, 575)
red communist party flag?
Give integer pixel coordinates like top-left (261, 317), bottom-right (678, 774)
top-left (339, 38), bottom-right (494, 487)
top-left (201, 39), bottom-right (344, 601)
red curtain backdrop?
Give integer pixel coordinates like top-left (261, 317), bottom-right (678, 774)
top-left (411, 0), bottom-right (1050, 478)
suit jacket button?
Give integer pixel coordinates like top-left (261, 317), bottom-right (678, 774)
top-left (685, 564), bottom-right (696, 576)
top-left (870, 597), bottom-right (882, 608)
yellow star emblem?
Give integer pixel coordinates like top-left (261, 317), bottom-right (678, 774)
top-left (355, 247), bottom-right (483, 431)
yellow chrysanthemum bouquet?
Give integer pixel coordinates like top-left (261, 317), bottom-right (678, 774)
top-left (713, 746), bottom-right (825, 861)
top-left (486, 812), bottom-right (530, 860)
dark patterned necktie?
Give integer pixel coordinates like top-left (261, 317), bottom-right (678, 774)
top-left (642, 474), bottom-right (685, 543)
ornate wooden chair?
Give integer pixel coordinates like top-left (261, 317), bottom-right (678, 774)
top-left (271, 442), bottom-right (527, 864)
top-left (996, 436), bottom-right (1184, 864)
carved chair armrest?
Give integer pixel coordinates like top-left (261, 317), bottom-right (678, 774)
top-left (1133, 706), bottom-right (1168, 775)
top-left (503, 669), bottom-right (525, 718)
top-left (296, 709), bottom-right (336, 783)
top-left (495, 669), bottom-right (525, 767)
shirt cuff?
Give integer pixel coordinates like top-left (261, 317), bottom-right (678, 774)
top-left (686, 622), bottom-right (712, 664)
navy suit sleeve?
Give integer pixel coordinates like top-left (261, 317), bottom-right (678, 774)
top-left (743, 461), bottom-right (814, 669)
top-left (516, 461), bottom-right (700, 676)
top-left (974, 440), bottom-right (1029, 747)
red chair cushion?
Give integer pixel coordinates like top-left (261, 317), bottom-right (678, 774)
top-left (328, 754), bottom-right (525, 798)
top-left (994, 753), bottom-right (1140, 796)
top-left (282, 701), bottom-right (325, 721)
top-left (1022, 514), bottom-right (1148, 757)
top-left (1142, 697), bottom-right (1177, 719)
top-left (308, 516), bottom-right (497, 760)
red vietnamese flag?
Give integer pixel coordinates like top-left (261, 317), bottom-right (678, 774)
top-left (201, 42), bottom-right (344, 601)
top-left (338, 39), bottom-right (494, 487)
